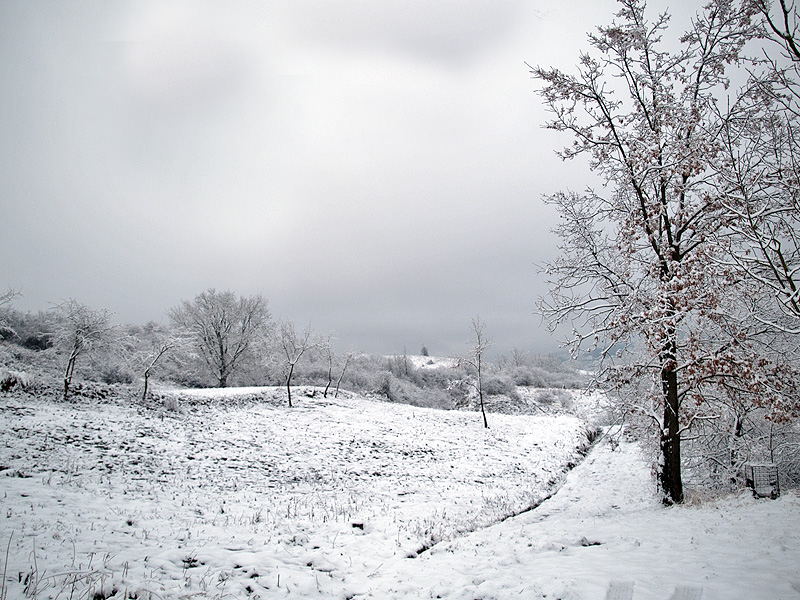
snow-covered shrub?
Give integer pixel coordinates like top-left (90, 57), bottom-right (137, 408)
top-left (379, 374), bottom-right (452, 409)
top-left (98, 364), bottom-right (134, 385)
top-left (484, 373), bottom-right (518, 398)
top-left (0, 368), bottom-right (29, 392)
top-left (66, 381), bottom-right (125, 403)
top-left (496, 352), bottom-right (587, 389)
top-left (507, 366), bottom-right (547, 387)
top-left (386, 354), bottom-right (416, 380)
top-left (161, 394), bottom-right (181, 413)
top-left (1, 308), bottom-right (54, 351)
top-left (535, 389), bottom-right (570, 406)
top-left (21, 333), bottom-right (52, 350)
top-left (682, 409), bottom-right (800, 495)
top-left (340, 355), bottom-right (413, 392)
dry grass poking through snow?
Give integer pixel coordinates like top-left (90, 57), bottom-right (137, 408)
top-left (0, 387), bottom-right (592, 599)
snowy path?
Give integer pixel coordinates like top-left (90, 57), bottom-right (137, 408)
top-left (365, 437), bottom-right (800, 600)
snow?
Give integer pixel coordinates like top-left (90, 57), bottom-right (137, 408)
top-left (404, 355), bottom-right (459, 370)
top-left (1, 387), bottom-right (798, 599)
top-left (367, 438), bottom-right (800, 599)
top-left (384, 354), bottom-right (459, 370)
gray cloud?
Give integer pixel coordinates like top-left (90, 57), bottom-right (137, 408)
top-left (1, 0), bottom-right (635, 357)
top-left (274, 0), bottom-right (530, 64)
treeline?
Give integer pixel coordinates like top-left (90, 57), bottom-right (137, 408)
top-left (0, 288), bottom-right (583, 408)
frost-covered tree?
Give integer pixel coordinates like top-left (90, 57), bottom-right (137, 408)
top-left (703, 0), bottom-right (800, 438)
top-left (459, 316), bottom-right (492, 429)
top-left (332, 351), bottom-right (353, 399)
top-left (0, 288), bottom-right (20, 340)
top-left (278, 320), bottom-right (316, 407)
top-left (716, 0), bottom-right (800, 337)
top-left (532, 0), bottom-right (762, 503)
top-left (169, 289), bottom-right (270, 388)
top-left (52, 299), bottom-right (115, 401)
top-left (128, 322), bottom-right (185, 400)
top-left (0, 288), bottom-right (18, 310)
top-left (319, 335), bottom-right (353, 399)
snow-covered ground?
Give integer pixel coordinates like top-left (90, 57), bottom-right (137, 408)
top-left (405, 355), bottom-right (459, 370)
top-left (1, 387), bottom-right (798, 599)
top-left (367, 437), bottom-right (800, 600)
top-left (0, 387), bottom-right (589, 599)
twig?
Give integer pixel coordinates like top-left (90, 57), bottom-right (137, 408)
top-left (1, 532), bottom-right (12, 600)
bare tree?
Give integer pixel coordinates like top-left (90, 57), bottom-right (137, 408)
top-left (317, 336), bottom-right (356, 399)
top-left (0, 288), bottom-right (20, 339)
top-left (459, 316), bottom-right (492, 429)
top-left (0, 288), bottom-right (19, 309)
top-left (532, 0), bottom-right (761, 503)
top-left (169, 289), bottom-right (270, 388)
top-left (320, 334), bottom-right (335, 398)
top-left (130, 323), bottom-right (185, 401)
top-left (52, 299), bottom-right (115, 401)
top-left (717, 109), bottom-right (800, 335)
top-left (333, 351), bottom-right (354, 399)
top-left (278, 320), bottom-right (315, 407)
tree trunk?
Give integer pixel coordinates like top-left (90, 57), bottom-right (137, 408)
top-left (218, 369), bottom-right (228, 388)
top-left (286, 363), bottom-right (294, 408)
top-left (142, 370), bottom-right (150, 401)
top-left (63, 355), bottom-right (76, 402)
top-left (324, 363), bottom-right (332, 398)
top-left (477, 359), bottom-right (488, 429)
top-left (217, 335), bottom-right (229, 387)
top-left (479, 389), bottom-right (488, 429)
top-left (659, 365), bottom-right (683, 504)
top-left (334, 356), bottom-right (351, 399)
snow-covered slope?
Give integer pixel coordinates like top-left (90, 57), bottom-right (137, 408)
top-left (0, 387), bottom-right (589, 599)
top-left (1, 388), bottom-right (797, 599)
top-left (366, 437), bottom-right (800, 599)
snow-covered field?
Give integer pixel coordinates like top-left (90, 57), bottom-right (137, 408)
top-left (0, 387), bottom-right (590, 599)
top-left (1, 387), bottom-right (798, 600)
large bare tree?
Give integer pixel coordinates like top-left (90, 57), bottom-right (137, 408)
top-left (169, 289), bottom-right (270, 388)
top-left (532, 0), bottom-right (760, 503)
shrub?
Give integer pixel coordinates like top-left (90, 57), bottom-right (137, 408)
top-left (484, 373), bottom-right (517, 396)
top-left (415, 367), bottom-right (451, 389)
top-left (99, 364), bottom-right (134, 385)
top-left (386, 355), bottom-right (417, 381)
top-left (535, 388), bottom-right (571, 406)
top-left (22, 334), bottom-right (52, 351)
top-left (0, 368), bottom-right (29, 392)
top-left (379, 374), bottom-right (453, 409)
top-left (508, 366), bottom-right (548, 387)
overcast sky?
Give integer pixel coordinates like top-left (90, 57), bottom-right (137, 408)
top-left (1, 0), bottom-right (696, 357)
